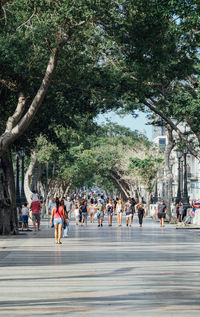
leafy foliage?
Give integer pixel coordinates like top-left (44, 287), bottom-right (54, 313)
top-left (130, 155), bottom-right (163, 193)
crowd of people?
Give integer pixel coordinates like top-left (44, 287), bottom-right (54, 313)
top-left (18, 191), bottom-right (169, 244)
top-left (48, 194), bottom-right (147, 244)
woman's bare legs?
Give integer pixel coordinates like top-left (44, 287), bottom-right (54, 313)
top-left (117, 214), bottom-right (119, 225)
top-left (54, 225), bottom-right (59, 243)
top-left (119, 213), bottom-right (122, 225)
top-left (129, 215), bottom-right (132, 227)
top-left (58, 224), bottom-right (63, 243)
top-left (160, 218), bottom-right (164, 227)
top-left (126, 217), bottom-right (129, 226)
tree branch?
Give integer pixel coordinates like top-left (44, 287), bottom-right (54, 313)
top-left (5, 92), bottom-right (27, 132)
top-left (109, 169), bottom-right (129, 198)
top-left (143, 100), bottom-right (200, 159)
top-left (0, 46), bottom-right (59, 155)
top-left (16, 7), bottom-right (37, 31)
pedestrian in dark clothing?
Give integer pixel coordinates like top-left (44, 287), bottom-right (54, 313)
top-left (131, 197), bottom-right (136, 213)
top-left (176, 202), bottom-right (180, 220)
top-left (157, 200), bottom-right (167, 227)
top-left (136, 202), bottom-right (145, 227)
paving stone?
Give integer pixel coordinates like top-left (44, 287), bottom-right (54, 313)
top-left (0, 217), bottom-right (200, 316)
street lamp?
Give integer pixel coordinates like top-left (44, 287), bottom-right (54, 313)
top-left (175, 151), bottom-right (182, 205)
top-left (15, 154), bottom-right (21, 207)
top-left (153, 181), bottom-right (158, 203)
top-left (20, 150), bottom-right (27, 206)
top-left (182, 149), bottom-right (190, 207)
top-left (180, 156), bottom-right (184, 197)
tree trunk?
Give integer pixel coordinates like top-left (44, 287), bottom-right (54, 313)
top-left (31, 163), bottom-right (43, 192)
top-left (0, 150), bottom-right (18, 235)
top-left (24, 151), bottom-right (37, 205)
top-left (164, 126), bottom-right (175, 220)
top-left (109, 170), bottom-right (130, 200)
top-left (145, 191), bottom-right (151, 216)
top-left (0, 47), bottom-right (60, 157)
top-left (64, 179), bottom-right (73, 196)
top-left (41, 185), bottom-right (48, 217)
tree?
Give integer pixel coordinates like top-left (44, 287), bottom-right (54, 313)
top-left (102, 1), bottom-right (200, 158)
top-left (0, 0), bottom-right (122, 234)
top-left (25, 123), bottom-right (161, 204)
top-left (130, 155), bottom-right (163, 214)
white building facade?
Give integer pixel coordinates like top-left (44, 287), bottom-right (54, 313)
top-left (152, 126), bottom-right (200, 203)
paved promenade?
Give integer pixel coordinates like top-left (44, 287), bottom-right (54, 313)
top-left (0, 217), bottom-right (200, 316)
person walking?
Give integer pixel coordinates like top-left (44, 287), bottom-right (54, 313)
top-left (31, 190), bottom-right (39, 202)
top-left (88, 198), bottom-right (96, 223)
top-left (64, 197), bottom-right (73, 218)
top-left (97, 198), bottom-right (104, 227)
top-left (30, 197), bottom-right (42, 232)
top-left (176, 201), bottom-right (180, 220)
top-left (106, 199), bottom-right (114, 226)
top-left (48, 198), bottom-right (56, 214)
top-left (50, 198), bottom-right (66, 244)
top-left (61, 200), bottom-right (69, 238)
top-left (74, 202), bottom-right (80, 226)
top-left (125, 198), bottom-right (133, 227)
top-left (80, 199), bottom-right (88, 227)
top-left (101, 195), bottom-right (106, 208)
top-left (21, 203), bottom-right (30, 231)
top-left (178, 202), bottom-right (184, 222)
top-left (116, 199), bottom-right (124, 226)
top-left (136, 202), bottom-right (145, 227)
top-left (157, 200), bottom-right (167, 227)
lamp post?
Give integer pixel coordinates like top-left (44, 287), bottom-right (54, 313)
top-left (153, 181), bottom-right (158, 203)
top-left (180, 157), bottom-right (184, 197)
top-left (20, 150), bottom-right (26, 206)
top-left (15, 155), bottom-right (21, 207)
top-left (182, 149), bottom-right (190, 207)
top-left (175, 151), bottom-right (182, 205)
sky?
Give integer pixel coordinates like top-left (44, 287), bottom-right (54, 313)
top-left (96, 111), bottom-right (153, 140)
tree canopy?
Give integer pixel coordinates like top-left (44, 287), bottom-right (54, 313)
top-left (1, 0), bottom-right (200, 233)
top-left (31, 123), bottom-right (163, 205)
top-left (101, 0), bottom-right (200, 157)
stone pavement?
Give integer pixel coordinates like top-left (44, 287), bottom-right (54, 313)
top-left (0, 217), bottom-right (200, 317)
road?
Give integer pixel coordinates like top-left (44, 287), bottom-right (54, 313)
top-left (0, 216), bottom-right (200, 316)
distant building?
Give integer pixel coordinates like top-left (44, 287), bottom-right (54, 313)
top-left (152, 126), bottom-right (167, 151)
top-left (152, 125), bottom-right (166, 139)
top-left (153, 135), bottom-right (167, 151)
top-left (152, 125), bottom-right (200, 201)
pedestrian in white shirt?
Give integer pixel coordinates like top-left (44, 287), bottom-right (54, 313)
top-left (21, 203), bottom-right (29, 231)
